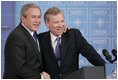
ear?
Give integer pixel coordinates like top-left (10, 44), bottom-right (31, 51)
top-left (45, 21), bottom-right (49, 28)
top-left (21, 16), bottom-right (25, 22)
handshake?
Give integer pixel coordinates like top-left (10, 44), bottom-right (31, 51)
top-left (40, 71), bottom-right (51, 79)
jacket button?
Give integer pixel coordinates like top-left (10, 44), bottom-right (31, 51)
top-left (59, 74), bottom-right (62, 76)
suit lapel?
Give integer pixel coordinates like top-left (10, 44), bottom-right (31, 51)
top-left (43, 32), bottom-right (54, 55)
top-left (43, 32), bottom-right (60, 68)
top-left (19, 24), bottom-right (42, 64)
top-left (61, 33), bottom-right (69, 62)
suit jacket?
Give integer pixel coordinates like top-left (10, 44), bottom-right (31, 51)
top-left (38, 28), bottom-right (105, 79)
top-left (4, 23), bottom-right (42, 79)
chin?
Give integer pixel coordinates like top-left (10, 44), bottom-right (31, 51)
top-left (34, 28), bottom-right (38, 31)
top-left (57, 33), bottom-right (63, 36)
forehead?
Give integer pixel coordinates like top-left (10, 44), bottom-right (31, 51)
top-left (50, 13), bottom-right (64, 19)
top-left (26, 8), bottom-right (41, 15)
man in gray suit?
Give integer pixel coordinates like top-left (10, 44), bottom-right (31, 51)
top-left (4, 3), bottom-right (50, 79)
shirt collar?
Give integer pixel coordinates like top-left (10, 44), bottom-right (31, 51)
top-left (21, 23), bottom-right (34, 36)
top-left (50, 32), bottom-right (61, 43)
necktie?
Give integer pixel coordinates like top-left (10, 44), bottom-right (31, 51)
top-left (33, 32), bottom-right (40, 51)
top-left (55, 37), bottom-right (61, 66)
top-left (33, 32), bottom-right (37, 43)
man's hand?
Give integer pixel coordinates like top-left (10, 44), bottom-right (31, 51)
top-left (63, 25), bottom-right (70, 33)
top-left (40, 71), bottom-right (50, 79)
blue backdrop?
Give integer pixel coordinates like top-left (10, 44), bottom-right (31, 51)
top-left (1, 1), bottom-right (117, 78)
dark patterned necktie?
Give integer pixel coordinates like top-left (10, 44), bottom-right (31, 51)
top-left (55, 37), bottom-right (61, 66)
top-left (33, 32), bottom-right (37, 43)
top-left (33, 32), bottom-right (40, 52)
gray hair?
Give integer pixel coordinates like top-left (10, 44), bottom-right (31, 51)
top-left (44, 7), bottom-right (64, 23)
top-left (20, 3), bottom-right (41, 18)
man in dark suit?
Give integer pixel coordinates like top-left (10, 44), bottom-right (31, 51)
top-left (38, 7), bottom-right (106, 79)
top-left (4, 3), bottom-right (50, 79)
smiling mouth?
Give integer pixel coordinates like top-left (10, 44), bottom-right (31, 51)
top-left (33, 24), bottom-right (39, 27)
top-left (57, 28), bottom-right (60, 30)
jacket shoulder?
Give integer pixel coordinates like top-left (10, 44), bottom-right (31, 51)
top-left (38, 31), bottom-right (49, 38)
top-left (70, 28), bottom-right (80, 32)
top-left (67, 28), bottom-right (81, 34)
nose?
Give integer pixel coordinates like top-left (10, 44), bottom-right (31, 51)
top-left (35, 17), bottom-right (41, 23)
top-left (58, 22), bottom-right (64, 28)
